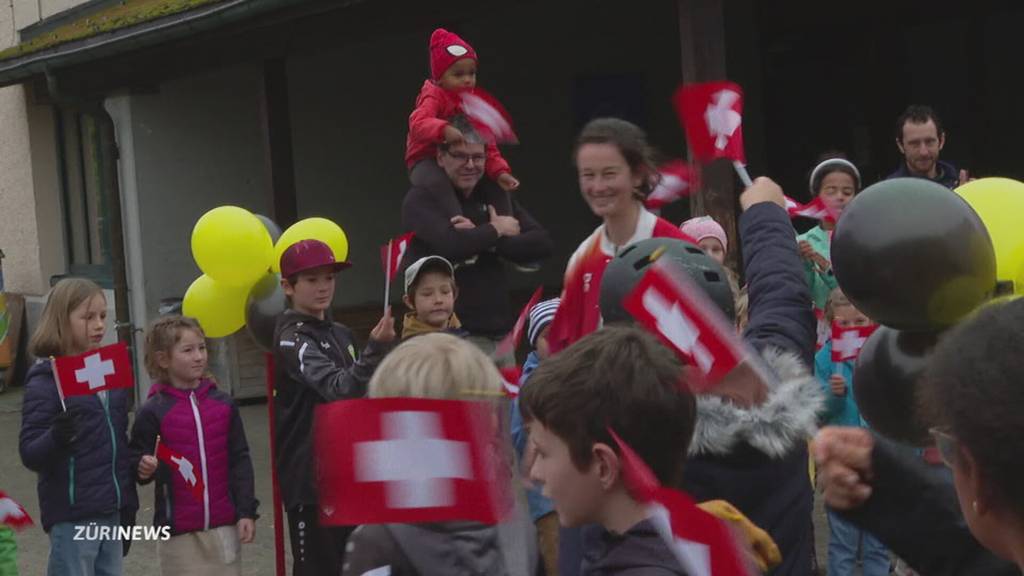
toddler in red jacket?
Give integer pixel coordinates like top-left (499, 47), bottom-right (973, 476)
top-left (405, 28), bottom-right (520, 193)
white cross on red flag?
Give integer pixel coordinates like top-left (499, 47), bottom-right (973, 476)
top-left (646, 161), bottom-right (699, 210)
top-left (53, 342), bottom-right (133, 398)
top-left (380, 232), bottom-right (415, 282)
top-left (0, 490), bottom-right (34, 530)
top-left (156, 441), bottom-right (205, 502)
top-left (609, 430), bottom-right (750, 576)
top-left (831, 324), bottom-right (877, 362)
top-left (459, 87), bottom-right (518, 145)
top-left (673, 82), bottom-right (746, 164)
top-left (785, 195), bottom-right (838, 224)
top-left (622, 260), bottom-right (746, 391)
top-left (313, 398), bottom-right (508, 526)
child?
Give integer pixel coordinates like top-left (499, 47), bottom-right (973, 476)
top-left (400, 255), bottom-right (467, 340)
top-left (680, 215), bottom-right (742, 306)
top-left (814, 289), bottom-right (889, 576)
top-left (18, 278), bottom-right (138, 575)
top-left (272, 239), bottom-right (396, 576)
top-left (130, 315), bottom-right (258, 575)
top-left (342, 333), bottom-right (511, 576)
top-left (520, 326), bottom-right (698, 573)
top-left (510, 297), bottom-right (560, 576)
top-left (406, 28), bottom-right (519, 194)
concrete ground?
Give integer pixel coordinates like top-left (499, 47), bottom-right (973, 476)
top-left (1, 385), bottom-right (833, 575)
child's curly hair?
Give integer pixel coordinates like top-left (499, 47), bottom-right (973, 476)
top-left (144, 315), bottom-right (207, 382)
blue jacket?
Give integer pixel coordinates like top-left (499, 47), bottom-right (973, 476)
top-left (510, 351), bottom-right (554, 522)
top-left (887, 159), bottom-right (960, 190)
top-left (814, 343), bottom-right (864, 427)
top-left (19, 360), bottom-right (138, 532)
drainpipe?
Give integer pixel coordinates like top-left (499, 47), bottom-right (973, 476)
top-left (45, 71), bottom-right (135, 350)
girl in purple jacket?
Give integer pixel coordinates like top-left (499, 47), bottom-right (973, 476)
top-left (130, 315), bottom-right (258, 575)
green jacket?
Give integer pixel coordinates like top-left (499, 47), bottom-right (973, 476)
top-left (797, 225), bottom-right (838, 310)
top-left (0, 526), bottom-right (16, 576)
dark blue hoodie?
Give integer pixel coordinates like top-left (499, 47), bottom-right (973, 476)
top-left (887, 159), bottom-right (960, 190)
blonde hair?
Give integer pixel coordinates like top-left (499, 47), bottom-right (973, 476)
top-left (144, 315), bottom-right (207, 382)
top-left (825, 288), bottom-right (853, 323)
top-left (734, 286), bottom-right (749, 331)
top-left (30, 278), bottom-right (105, 358)
top-left (368, 333), bottom-right (502, 399)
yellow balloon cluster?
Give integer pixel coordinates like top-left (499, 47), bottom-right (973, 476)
top-left (955, 178), bottom-right (1024, 294)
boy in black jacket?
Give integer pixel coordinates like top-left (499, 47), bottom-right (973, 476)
top-left (273, 239), bottom-right (397, 576)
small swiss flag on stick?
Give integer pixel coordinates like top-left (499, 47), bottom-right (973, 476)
top-left (156, 437), bottom-right (205, 503)
top-left (0, 490), bottom-right (34, 530)
top-left (53, 342), bottom-right (133, 401)
top-left (314, 398), bottom-right (510, 526)
top-left (494, 286), bottom-right (544, 360)
top-left (381, 232), bottom-right (415, 310)
top-left (785, 195), bottom-right (838, 225)
top-left (458, 87), bottom-right (518, 145)
top-left (646, 161), bottom-right (699, 210)
top-left (831, 324), bottom-right (877, 362)
top-left (674, 82), bottom-right (746, 165)
top-left (622, 259), bottom-right (747, 390)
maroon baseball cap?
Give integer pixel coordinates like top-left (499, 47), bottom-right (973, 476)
top-left (280, 239), bottom-right (352, 278)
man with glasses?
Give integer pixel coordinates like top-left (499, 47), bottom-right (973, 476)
top-left (400, 115), bottom-right (552, 364)
top-left (888, 105), bottom-right (967, 189)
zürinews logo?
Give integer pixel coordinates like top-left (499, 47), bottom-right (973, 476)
top-left (73, 523), bottom-right (172, 542)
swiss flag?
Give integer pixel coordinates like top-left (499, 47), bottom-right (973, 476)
top-left (673, 82), bottom-right (746, 164)
top-left (53, 342), bottom-right (133, 398)
top-left (623, 260), bottom-right (745, 390)
top-left (380, 232), bottom-right (415, 282)
top-left (646, 161), bottom-right (699, 210)
top-left (314, 398), bottom-right (509, 526)
top-left (494, 286), bottom-right (543, 359)
top-left (785, 195), bottom-right (837, 224)
top-left (0, 491), bottom-right (33, 530)
top-left (831, 324), bottom-right (877, 362)
top-left (610, 430), bottom-right (751, 576)
top-left (156, 441), bottom-right (205, 502)
top-left (458, 87), bottom-right (518, 145)
top-left (500, 367), bottom-right (523, 398)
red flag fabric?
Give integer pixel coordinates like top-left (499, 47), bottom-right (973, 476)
top-left (622, 260), bottom-right (745, 390)
top-left (459, 87), bottom-right (518, 145)
top-left (53, 342), bottom-right (133, 398)
top-left (0, 491), bottom-right (33, 530)
top-left (380, 232), bottom-right (415, 282)
top-left (830, 324), bottom-right (877, 362)
top-left (609, 430), bottom-right (750, 576)
top-left (785, 195), bottom-right (837, 224)
top-left (156, 442), bottom-right (205, 502)
top-left (313, 398), bottom-right (508, 526)
top-left (673, 82), bottom-right (746, 164)
top-left (646, 161), bottom-right (698, 210)
top-left (546, 234), bottom-right (608, 355)
top-left (494, 286), bottom-right (543, 359)
top-left (499, 367), bottom-right (523, 398)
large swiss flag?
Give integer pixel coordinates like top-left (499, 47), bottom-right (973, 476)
top-left (53, 342), bottom-right (133, 398)
top-left (313, 398), bottom-right (509, 526)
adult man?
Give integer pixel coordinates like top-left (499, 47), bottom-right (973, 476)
top-left (888, 105), bottom-right (968, 189)
top-left (401, 116), bottom-right (552, 361)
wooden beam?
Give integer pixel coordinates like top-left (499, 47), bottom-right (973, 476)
top-left (259, 57), bottom-right (298, 228)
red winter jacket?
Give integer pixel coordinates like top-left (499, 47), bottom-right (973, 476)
top-left (405, 80), bottom-right (511, 180)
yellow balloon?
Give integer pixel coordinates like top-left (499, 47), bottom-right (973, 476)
top-left (191, 206), bottom-right (274, 287)
top-left (182, 275), bottom-right (247, 338)
top-left (272, 218), bottom-right (349, 273)
top-left (955, 178), bottom-right (1024, 294)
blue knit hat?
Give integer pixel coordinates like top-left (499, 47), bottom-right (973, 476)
top-left (527, 298), bottom-right (561, 349)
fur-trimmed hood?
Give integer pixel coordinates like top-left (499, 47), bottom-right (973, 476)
top-left (689, 347), bottom-right (823, 459)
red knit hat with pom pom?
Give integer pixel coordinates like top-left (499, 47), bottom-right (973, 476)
top-left (429, 28), bottom-right (478, 81)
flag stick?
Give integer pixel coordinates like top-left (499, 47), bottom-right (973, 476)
top-left (154, 435), bottom-right (161, 456)
top-left (383, 239), bottom-right (393, 314)
top-left (51, 356), bottom-right (67, 412)
top-left (732, 161), bottom-right (753, 187)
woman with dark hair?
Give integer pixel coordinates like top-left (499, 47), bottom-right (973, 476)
top-left (815, 298), bottom-right (1024, 575)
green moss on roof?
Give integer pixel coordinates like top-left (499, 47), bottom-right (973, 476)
top-left (0, 0), bottom-right (229, 62)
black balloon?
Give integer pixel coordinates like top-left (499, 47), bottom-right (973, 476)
top-left (832, 178), bottom-right (996, 330)
top-left (255, 214), bottom-right (283, 245)
top-left (853, 326), bottom-right (941, 446)
top-left (246, 273), bottom-right (286, 351)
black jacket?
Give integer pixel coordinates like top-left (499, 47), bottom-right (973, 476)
top-left (272, 310), bottom-right (394, 508)
top-left (682, 203), bottom-right (821, 576)
top-left (581, 519), bottom-right (686, 576)
top-left (841, 435), bottom-right (1018, 576)
top-left (401, 175), bottom-right (553, 337)
top-left (341, 521), bottom-right (508, 576)
top-left (887, 159), bottom-right (960, 190)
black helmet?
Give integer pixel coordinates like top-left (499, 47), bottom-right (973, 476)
top-left (599, 238), bottom-right (736, 325)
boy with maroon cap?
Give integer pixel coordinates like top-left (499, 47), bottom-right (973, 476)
top-left (272, 239), bottom-right (396, 576)
top-left (406, 27), bottom-right (520, 194)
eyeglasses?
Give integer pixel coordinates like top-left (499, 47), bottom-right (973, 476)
top-left (445, 150), bottom-right (487, 166)
top-left (930, 427), bottom-right (959, 468)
